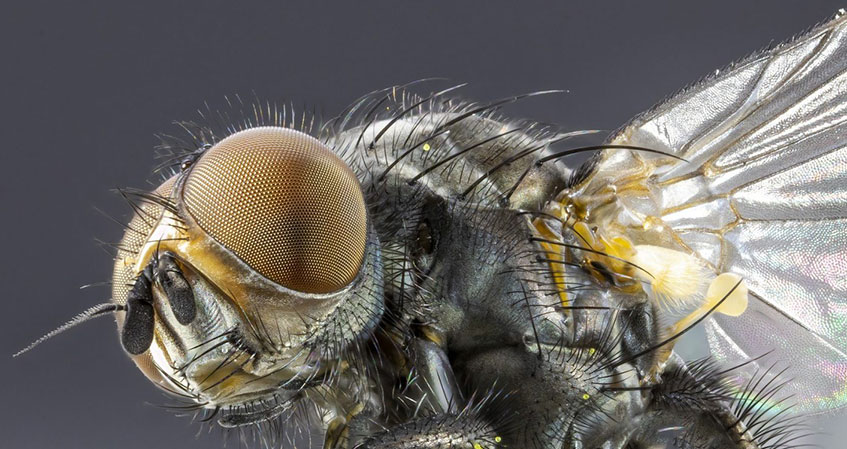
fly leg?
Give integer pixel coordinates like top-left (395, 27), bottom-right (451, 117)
top-left (626, 354), bottom-right (789, 449)
top-left (351, 412), bottom-right (504, 448)
top-left (341, 337), bottom-right (505, 448)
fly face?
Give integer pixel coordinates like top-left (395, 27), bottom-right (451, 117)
top-left (111, 127), bottom-right (384, 415)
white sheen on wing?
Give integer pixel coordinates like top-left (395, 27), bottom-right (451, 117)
top-left (577, 11), bottom-right (847, 413)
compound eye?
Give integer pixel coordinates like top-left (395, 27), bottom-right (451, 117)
top-left (182, 127), bottom-right (367, 294)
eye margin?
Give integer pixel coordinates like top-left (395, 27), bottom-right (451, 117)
top-left (178, 126), bottom-right (369, 295)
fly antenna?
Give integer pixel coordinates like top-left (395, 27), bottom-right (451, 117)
top-left (13, 302), bottom-right (125, 357)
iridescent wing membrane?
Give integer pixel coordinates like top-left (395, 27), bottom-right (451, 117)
top-left (573, 11), bottom-right (847, 413)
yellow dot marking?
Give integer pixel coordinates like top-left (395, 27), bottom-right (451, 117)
top-left (422, 142), bottom-right (431, 151)
top-left (588, 347), bottom-right (596, 355)
top-left (495, 436), bottom-right (502, 443)
top-left (582, 393), bottom-right (590, 400)
top-left (474, 443), bottom-right (484, 449)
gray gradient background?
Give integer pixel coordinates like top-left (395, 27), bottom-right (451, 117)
top-left (3, 1), bottom-right (845, 448)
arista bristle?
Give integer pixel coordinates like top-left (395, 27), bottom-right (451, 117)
top-left (14, 303), bottom-right (125, 357)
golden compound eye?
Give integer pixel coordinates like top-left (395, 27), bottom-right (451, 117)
top-left (182, 127), bottom-right (367, 294)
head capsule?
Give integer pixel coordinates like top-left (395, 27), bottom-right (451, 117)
top-left (111, 127), bottom-right (383, 413)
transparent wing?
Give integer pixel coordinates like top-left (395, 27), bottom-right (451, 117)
top-left (574, 11), bottom-right (847, 413)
